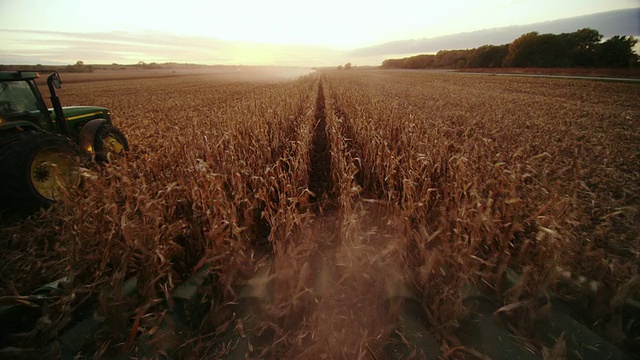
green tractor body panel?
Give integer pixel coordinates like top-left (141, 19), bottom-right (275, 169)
top-left (51, 106), bottom-right (111, 142)
top-left (57, 106), bottom-right (109, 123)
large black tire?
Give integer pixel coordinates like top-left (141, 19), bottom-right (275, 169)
top-left (0, 131), bottom-right (80, 212)
top-left (93, 124), bottom-right (129, 162)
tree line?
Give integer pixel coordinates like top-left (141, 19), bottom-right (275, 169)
top-left (381, 29), bottom-right (639, 69)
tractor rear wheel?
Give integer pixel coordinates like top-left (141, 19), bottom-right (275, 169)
top-left (93, 124), bottom-right (129, 162)
top-left (0, 131), bottom-right (80, 212)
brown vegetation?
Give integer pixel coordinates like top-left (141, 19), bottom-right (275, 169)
top-left (1, 69), bottom-right (638, 358)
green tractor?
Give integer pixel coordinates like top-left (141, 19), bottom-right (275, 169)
top-left (0, 71), bottom-right (129, 211)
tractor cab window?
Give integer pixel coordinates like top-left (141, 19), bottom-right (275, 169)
top-left (0, 81), bottom-right (51, 130)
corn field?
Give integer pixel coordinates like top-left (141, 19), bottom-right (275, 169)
top-left (1, 69), bottom-right (638, 359)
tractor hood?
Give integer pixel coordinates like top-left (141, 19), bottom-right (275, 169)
top-left (50, 106), bottom-right (110, 122)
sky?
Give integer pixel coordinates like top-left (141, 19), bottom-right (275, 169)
top-left (0, 0), bottom-right (638, 66)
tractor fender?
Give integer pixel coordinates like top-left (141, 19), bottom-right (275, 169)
top-left (78, 118), bottom-right (108, 154)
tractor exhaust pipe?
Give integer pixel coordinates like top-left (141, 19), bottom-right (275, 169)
top-left (47, 72), bottom-right (71, 138)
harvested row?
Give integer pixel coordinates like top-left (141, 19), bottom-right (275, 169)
top-left (307, 81), bottom-right (334, 209)
top-left (228, 79), bottom-right (431, 359)
top-left (323, 70), bottom-right (640, 354)
top-left (0, 74), bottom-right (319, 355)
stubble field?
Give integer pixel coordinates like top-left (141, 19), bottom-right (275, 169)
top-left (1, 69), bottom-right (639, 359)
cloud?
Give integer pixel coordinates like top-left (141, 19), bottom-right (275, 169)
top-left (0, 29), bottom-right (346, 66)
top-left (349, 8), bottom-right (640, 57)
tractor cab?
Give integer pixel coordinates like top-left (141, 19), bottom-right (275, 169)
top-left (0, 71), bottom-right (129, 212)
top-left (0, 72), bottom-right (54, 133)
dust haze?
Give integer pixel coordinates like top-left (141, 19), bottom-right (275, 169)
top-left (230, 203), bottom-right (418, 359)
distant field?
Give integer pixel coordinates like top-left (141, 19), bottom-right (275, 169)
top-left (455, 67), bottom-right (640, 79)
top-left (1, 70), bottom-right (638, 358)
top-left (30, 66), bottom-right (314, 84)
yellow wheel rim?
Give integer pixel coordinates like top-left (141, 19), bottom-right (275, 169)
top-left (31, 148), bottom-right (79, 201)
top-left (103, 135), bottom-right (125, 155)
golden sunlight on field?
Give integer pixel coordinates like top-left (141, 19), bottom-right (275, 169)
top-left (1, 69), bottom-right (638, 359)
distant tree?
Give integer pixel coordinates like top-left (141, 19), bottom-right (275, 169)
top-left (337, 65), bottom-right (344, 70)
top-left (381, 58), bottom-right (407, 69)
top-left (571, 28), bottom-right (603, 49)
top-left (65, 60), bottom-right (93, 73)
top-left (503, 32), bottom-right (573, 67)
top-left (380, 27), bottom-right (638, 70)
top-left (433, 49), bottom-right (469, 68)
top-left (566, 28), bottom-right (603, 66)
top-left (344, 62), bottom-right (352, 70)
top-left (534, 33), bottom-right (572, 67)
top-left (595, 35), bottom-right (638, 67)
top-left (467, 45), bottom-right (509, 68)
top-left (404, 54), bottom-right (435, 69)
top-left (503, 32), bottom-right (540, 67)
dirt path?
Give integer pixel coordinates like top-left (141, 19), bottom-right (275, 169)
top-left (220, 80), bottom-right (439, 359)
top-left (229, 204), bottom-right (438, 359)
